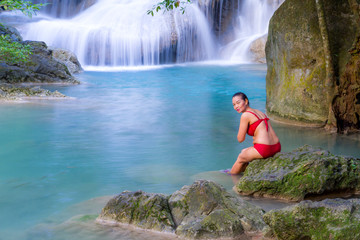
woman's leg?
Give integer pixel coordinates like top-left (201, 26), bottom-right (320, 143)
top-left (230, 147), bottom-right (262, 174)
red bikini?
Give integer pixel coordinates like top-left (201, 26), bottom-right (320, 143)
top-left (246, 111), bottom-right (281, 158)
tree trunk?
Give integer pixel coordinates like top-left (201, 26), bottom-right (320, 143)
top-left (315, 0), bottom-right (337, 131)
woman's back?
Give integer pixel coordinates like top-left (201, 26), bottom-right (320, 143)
top-left (245, 109), bottom-right (279, 145)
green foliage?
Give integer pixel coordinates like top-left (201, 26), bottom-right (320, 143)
top-left (147, 0), bottom-right (191, 16)
top-left (0, 0), bottom-right (45, 18)
top-left (0, 34), bottom-right (32, 64)
top-left (0, 0), bottom-right (46, 64)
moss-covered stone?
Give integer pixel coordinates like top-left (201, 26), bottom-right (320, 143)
top-left (0, 84), bottom-right (66, 100)
top-left (97, 180), bottom-right (267, 239)
top-left (266, 0), bottom-right (360, 132)
top-left (97, 190), bottom-right (175, 233)
top-left (169, 180), bottom-right (266, 239)
top-left (235, 145), bottom-right (360, 201)
top-left (263, 198), bottom-right (360, 240)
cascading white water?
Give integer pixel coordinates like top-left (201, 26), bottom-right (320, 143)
top-left (22, 0), bottom-right (216, 68)
top-left (15, 0), bottom-right (283, 68)
top-left (34, 0), bottom-right (93, 18)
top-left (220, 0), bottom-right (284, 63)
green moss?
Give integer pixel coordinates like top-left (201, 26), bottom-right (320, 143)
top-left (75, 214), bottom-right (98, 222)
top-left (264, 200), bottom-right (360, 240)
top-left (236, 146), bottom-right (360, 201)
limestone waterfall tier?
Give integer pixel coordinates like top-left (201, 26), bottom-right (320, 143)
top-left (19, 0), bottom-right (283, 68)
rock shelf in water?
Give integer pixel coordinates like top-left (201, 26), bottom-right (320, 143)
top-left (236, 145), bottom-right (360, 201)
top-left (97, 180), bottom-right (267, 239)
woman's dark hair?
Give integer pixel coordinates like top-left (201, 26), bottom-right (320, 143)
top-left (232, 92), bottom-right (249, 105)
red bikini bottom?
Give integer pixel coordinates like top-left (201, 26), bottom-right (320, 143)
top-left (254, 142), bottom-right (281, 158)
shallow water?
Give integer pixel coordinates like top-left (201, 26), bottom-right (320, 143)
top-left (0, 64), bottom-right (359, 240)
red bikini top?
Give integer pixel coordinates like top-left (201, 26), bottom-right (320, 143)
top-left (246, 111), bottom-right (269, 136)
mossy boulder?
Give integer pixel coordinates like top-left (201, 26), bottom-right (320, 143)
top-left (97, 191), bottom-right (175, 232)
top-left (266, 0), bottom-right (360, 132)
top-left (169, 180), bottom-right (266, 239)
top-left (97, 180), bottom-right (267, 239)
top-left (263, 198), bottom-right (360, 240)
top-left (235, 145), bottom-right (360, 201)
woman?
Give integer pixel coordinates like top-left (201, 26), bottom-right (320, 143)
top-left (230, 92), bottom-right (281, 174)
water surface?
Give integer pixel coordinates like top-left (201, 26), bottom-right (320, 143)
top-left (0, 64), bottom-right (359, 240)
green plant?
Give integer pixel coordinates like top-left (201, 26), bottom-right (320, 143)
top-left (0, 35), bottom-right (32, 64)
top-left (147, 0), bottom-right (191, 16)
top-left (0, 0), bottom-right (45, 17)
top-left (0, 0), bottom-right (46, 64)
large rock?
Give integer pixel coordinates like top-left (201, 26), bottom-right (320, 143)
top-left (50, 47), bottom-right (83, 74)
top-left (235, 145), bottom-right (360, 201)
top-left (97, 180), bottom-right (267, 239)
top-left (250, 35), bottom-right (267, 63)
top-left (169, 180), bottom-right (266, 239)
top-left (266, 0), bottom-right (360, 132)
top-left (263, 198), bottom-right (360, 240)
top-left (97, 191), bottom-right (175, 233)
top-left (0, 25), bottom-right (81, 84)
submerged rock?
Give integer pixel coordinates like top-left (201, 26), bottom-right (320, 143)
top-left (263, 198), bottom-right (360, 240)
top-left (97, 180), bottom-right (267, 239)
top-left (0, 84), bottom-right (66, 100)
top-left (235, 145), bottom-right (360, 201)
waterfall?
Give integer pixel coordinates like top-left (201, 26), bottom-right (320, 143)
top-left (34, 0), bottom-right (97, 18)
top-left (220, 0), bottom-right (284, 63)
top-left (22, 0), bottom-right (216, 68)
top-left (12, 0), bottom-right (283, 68)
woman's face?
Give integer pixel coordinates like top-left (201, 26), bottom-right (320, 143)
top-left (232, 96), bottom-right (248, 113)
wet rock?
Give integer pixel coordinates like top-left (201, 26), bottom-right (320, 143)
top-left (0, 84), bottom-right (66, 100)
top-left (97, 191), bottom-right (175, 233)
top-left (249, 35), bottom-right (267, 63)
top-left (169, 180), bottom-right (266, 239)
top-left (266, 0), bottom-right (360, 132)
top-left (235, 145), bottom-right (360, 201)
top-left (263, 198), bottom-right (360, 240)
top-left (0, 24), bottom-right (80, 84)
top-left (97, 180), bottom-right (267, 239)
top-left (50, 47), bottom-right (83, 74)
top-left (0, 24), bottom-right (22, 42)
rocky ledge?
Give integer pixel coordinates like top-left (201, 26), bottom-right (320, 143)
top-left (97, 180), bottom-right (268, 239)
top-left (0, 84), bottom-right (66, 101)
top-left (235, 145), bottom-right (360, 201)
top-left (0, 24), bottom-right (82, 99)
top-left (264, 198), bottom-right (360, 240)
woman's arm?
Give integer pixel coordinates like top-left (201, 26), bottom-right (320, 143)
top-left (237, 113), bottom-right (249, 143)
